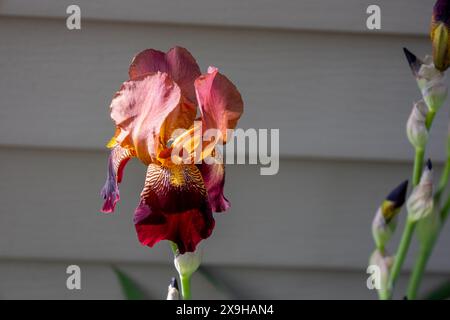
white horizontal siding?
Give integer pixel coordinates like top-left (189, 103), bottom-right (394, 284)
top-left (1, 12), bottom-right (450, 300)
top-left (0, 259), bottom-right (447, 299)
top-left (1, 147), bottom-right (450, 273)
top-left (0, 0), bottom-right (433, 35)
top-left (1, 17), bottom-right (449, 162)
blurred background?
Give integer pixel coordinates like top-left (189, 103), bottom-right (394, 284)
top-left (1, 0), bottom-right (450, 299)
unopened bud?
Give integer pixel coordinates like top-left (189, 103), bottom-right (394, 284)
top-left (404, 48), bottom-right (448, 112)
top-left (369, 249), bottom-right (394, 298)
top-left (407, 160), bottom-right (434, 222)
top-left (372, 180), bottom-right (408, 250)
top-left (407, 100), bottom-right (429, 149)
top-left (167, 277), bottom-right (180, 300)
top-left (174, 249), bottom-right (202, 279)
top-left (431, 0), bottom-right (450, 71)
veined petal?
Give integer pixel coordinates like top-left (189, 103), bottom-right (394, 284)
top-left (100, 145), bottom-right (135, 213)
top-left (110, 72), bottom-right (195, 164)
top-left (198, 157), bottom-right (230, 212)
top-left (134, 163), bottom-right (214, 253)
top-left (128, 49), bottom-right (167, 79)
top-left (195, 67), bottom-right (243, 143)
top-left (128, 46), bottom-right (201, 104)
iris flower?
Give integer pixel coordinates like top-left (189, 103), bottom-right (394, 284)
top-left (431, 0), bottom-right (450, 71)
top-left (100, 47), bottom-right (243, 253)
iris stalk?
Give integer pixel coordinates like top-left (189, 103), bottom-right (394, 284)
top-left (386, 147), bottom-right (424, 299)
top-left (406, 145), bottom-right (450, 299)
top-left (403, 50), bottom-right (450, 297)
top-left (180, 275), bottom-right (192, 300)
top-left (426, 110), bottom-right (436, 130)
top-left (387, 219), bottom-right (416, 298)
top-left (436, 155), bottom-right (450, 201)
top-left (406, 233), bottom-right (437, 299)
top-left (170, 242), bottom-right (193, 300)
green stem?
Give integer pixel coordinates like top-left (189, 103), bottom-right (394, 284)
top-left (436, 156), bottom-right (450, 202)
top-left (442, 195), bottom-right (450, 221)
top-left (378, 286), bottom-right (390, 300)
top-left (387, 220), bottom-right (416, 298)
top-left (404, 123), bottom-right (450, 299)
top-left (180, 275), bottom-right (192, 300)
top-left (405, 136), bottom-right (450, 299)
top-left (406, 201), bottom-right (450, 299)
top-left (425, 110), bottom-right (436, 130)
top-left (413, 148), bottom-right (425, 186)
top-left (406, 236), bottom-right (437, 300)
top-left (386, 148), bottom-right (424, 299)
top-left (169, 242), bottom-right (193, 300)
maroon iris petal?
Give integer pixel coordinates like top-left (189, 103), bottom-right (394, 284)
top-left (135, 202), bottom-right (214, 254)
top-left (134, 163), bottom-right (215, 253)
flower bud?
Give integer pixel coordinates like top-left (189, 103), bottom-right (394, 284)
top-left (372, 180), bottom-right (408, 250)
top-left (166, 277), bottom-right (180, 300)
top-left (404, 48), bottom-right (448, 112)
top-left (369, 249), bottom-right (394, 298)
top-left (174, 249), bottom-right (202, 279)
top-left (407, 160), bottom-right (434, 222)
top-left (407, 100), bottom-right (429, 149)
top-left (431, 0), bottom-right (450, 72)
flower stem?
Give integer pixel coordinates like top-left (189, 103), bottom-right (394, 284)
top-left (405, 135), bottom-right (450, 299)
top-left (378, 286), bottom-right (390, 300)
top-left (388, 219), bottom-right (416, 298)
top-left (386, 148), bottom-right (424, 298)
top-left (180, 275), bottom-right (192, 300)
top-left (413, 148), bottom-right (424, 186)
top-left (425, 110), bottom-right (436, 130)
top-left (169, 241), bottom-right (193, 300)
top-left (406, 235), bottom-right (436, 300)
top-left (442, 195), bottom-right (450, 221)
top-left (436, 156), bottom-right (450, 202)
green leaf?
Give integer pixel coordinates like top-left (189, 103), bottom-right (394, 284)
top-left (423, 280), bottom-right (450, 300)
top-left (113, 267), bottom-right (147, 300)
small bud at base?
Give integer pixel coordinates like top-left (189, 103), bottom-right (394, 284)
top-left (174, 249), bottom-right (202, 278)
top-left (369, 249), bottom-right (394, 297)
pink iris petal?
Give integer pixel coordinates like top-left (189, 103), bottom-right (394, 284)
top-left (198, 160), bottom-right (230, 212)
top-left (128, 46), bottom-right (201, 104)
top-left (100, 146), bottom-right (133, 213)
top-left (110, 72), bottom-right (194, 164)
top-left (194, 66), bottom-right (244, 143)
